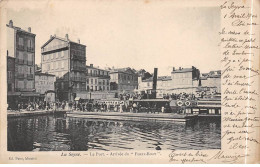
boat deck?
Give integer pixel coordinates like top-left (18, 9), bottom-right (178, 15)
top-left (67, 111), bottom-right (198, 122)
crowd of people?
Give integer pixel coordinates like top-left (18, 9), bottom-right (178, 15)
top-left (8, 99), bottom-right (172, 114)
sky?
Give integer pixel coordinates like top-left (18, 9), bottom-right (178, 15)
top-left (5, 0), bottom-right (221, 76)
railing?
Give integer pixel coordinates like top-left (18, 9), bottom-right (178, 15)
top-left (27, 74), bottom-right (34, 79)
top-left (86, 73), bottom-right (110, 78)
top-left (17, 73), bottom-right (25, 78)
top-left (71, 77), bottom-right (86, 82)
top-left (17, 45), bottom-right (24, 50)
top-left (41, 43), bottom-right (68, 53)
top-left (16, 59), bottom-right (24, 65)
top-left (71, 54), bottom-right (85, 60)
top-left (27, 61), bottom-right (33, 65)
top-left (72, 88), bottom-right (86, 92)
top-left (15, 88), bottom-right (34, 92)
top-left (27, 47), bottom-right (34, 52)
top-left (71, 66), bottom-right (86, 71)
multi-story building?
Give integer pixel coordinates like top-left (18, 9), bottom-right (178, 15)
top-left (200, 70), bottom-right (221, 93)
top-left (41, 34), bottom-right (86, 101)
top-left (171, 66), bottom-right (200, 94)
top-left (109, 67), bottom-right (138, 93)
top-left (6, 20), bottom-right (39, 107)
top-left (86, 64), bottom-right (110, 92)
top-left (35, 72), bottom-right (56, 102)
top-left (138, 76), bottom-right (172, 98)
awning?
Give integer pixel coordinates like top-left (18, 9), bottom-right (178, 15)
top-left (21, 92), bottom-right (40, 97)
top-left (8, 92), bottom-right (21, 96)
top-left (75, 97), bottom-right (81, 101)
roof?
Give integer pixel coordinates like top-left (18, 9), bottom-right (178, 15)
top-left (86, 65), bottom-right (109, 72)
top-left (171, 68), bottom-right (193, 73)
top-left (6, 24), bottom-right (36, 36)
top-left (41, 35), bottom-right (86, 48)
top-left (142, 76), bottom-right (172, 82)
top-left (109, 67), bottom-right (136, 75)
top-left (7, 56), bottom-right (15, 59)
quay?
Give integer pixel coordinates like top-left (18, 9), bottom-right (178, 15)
top-left (66, 111), bottom-right (198, 122)
top-left (7, 110), bottom-right (66, 118)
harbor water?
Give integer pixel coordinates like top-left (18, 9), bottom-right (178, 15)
top-left (8, 114), bottom-right (221, 151)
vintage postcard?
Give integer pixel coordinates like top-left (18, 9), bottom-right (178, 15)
top-left (0, 0), bottom-right (259, 164)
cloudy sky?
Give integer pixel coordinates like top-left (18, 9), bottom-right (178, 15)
top-left (5, 0), bottom-right (220, 76)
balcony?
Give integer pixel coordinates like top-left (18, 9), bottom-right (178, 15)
top-left (27, 47), bottom-right (34, 52)
top-left (27, 61), bottom-right (33, 65)
top-left (27, 74), bottom-right (34, 79)
top-left (15, 88), bottom-right (33, 92)
top-left (41, 43), bottom-right (68, 53)
top-left (72, 88), bottom-right (86, 92)
top-left (71, 54), bottom-right (86, 61)
top-left (71, 77), bottom-right (86, 82)
top-left (17, 45), bottom-right (24, 50)
top-left (71, 66), bottom-right (86, 71)
top-left (17, 73), bottom-right (25, 79)
top-left (16, 59), bottom-right (25, 65)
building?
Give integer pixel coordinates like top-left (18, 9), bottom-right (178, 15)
top-left (6, 20), bottom-right (39, 108)
top-left (109, 67), bottom-right (138, 93)
top-left (35, 72), bottom-right (56, 102)
top-left (41, 34), bottom-right (86, 101)
top-left (171, 66), bottom-right (200, 94)
top-left (200, 70), bottom-right (221, 93)
top-left (138, 76), bottom-right (172, 98)
top-left (86, 64), bottom-right (110, 91)
top-left (7, 56), bottom-right (16, 108)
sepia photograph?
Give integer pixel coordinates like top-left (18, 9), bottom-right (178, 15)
top-left (5, 1), bottom-right (222, 152)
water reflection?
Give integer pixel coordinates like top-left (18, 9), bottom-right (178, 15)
top-left (8, 114), bottom-right (221, 151)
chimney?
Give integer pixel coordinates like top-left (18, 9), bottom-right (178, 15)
top-left (50, 35), bottom-right (53, 38)
top-left (9, 20), bottom-right (13, 27)
top-left (65, 34), bottom-right (69, 40)
top-left (179, 67), bottom-right (182, 70)
top-left (28, 27), bottom-right (31, 32)
top-left (78, 38), bottom-right (80, 44)
top-left (172, 67), bottom-right (175, 71)
top-left (90, 64), bottom-right (93, 67)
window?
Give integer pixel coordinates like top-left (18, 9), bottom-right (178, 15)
top-left (95, 86), bottom-right (97, 91)
top-left (53, 62), bottom-right (56, 69)
top-left (50, 54), bottom-right (53, 59)
top-left (61, 61), bottom-right (64, 69)
top-left (8, 84), bottom-right (12, 91)
top-left (58, 52), bottom-right (61, 58)
top-left (61, 51), bottom-right (64, 57)
top-left (8, 71), bottom-right (12, 79)
top-left (51, 62), bottom-right (53, 69)
top-left (86, 79), bottom-right (89, 84)
top-left (61, 82), bottom-right (64, 89)
top-left (17, 80), bottom-right (24, 89)
top-left (28, 53), bottom-right (33, 62)
top-left (18, 37), bottom-right (23, 46)
top-left (95, 79), bottom-right (97, 84)
top-left (91, 79), bottom-right (93, 84)
top-left (56, 62), bottom-right (59, 69)
top-left (27, 39), bottom-right (32, 48)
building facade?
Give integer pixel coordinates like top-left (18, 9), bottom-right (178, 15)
top-left (6, 20), bottom-right (39, 108)
top-left (171, 66), bottom-right (200, 94)
top-left (138, 76), bottom-right (172, 98)
top-left (35, 72), bottom-right (56, 102)
top-left (200, 70), bottom-right (221, 93)
top-left (109, 68), bottom-right (138, 93)
top-left (86, 64), bottom-right (110, 92)
top-left (41, 34), bottom-right (86, 101)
